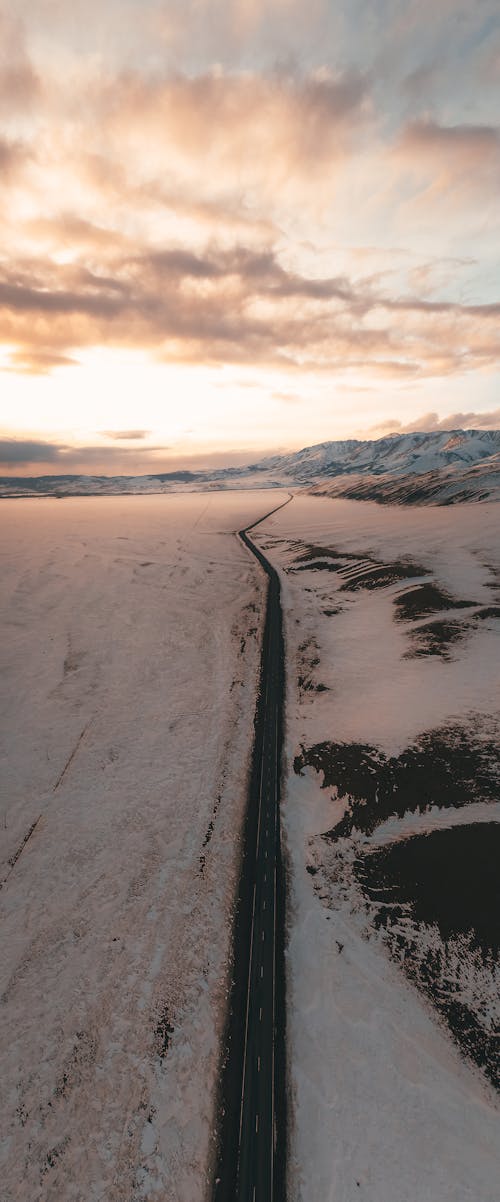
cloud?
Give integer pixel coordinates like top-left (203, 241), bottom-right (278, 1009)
top-left (0, 0), bottom-right (498, 468)
top-left (0, 136), bottom-right (30, 178)
top-left (361, 409), bottom-right (500, 439)
top-left (102, 429), bottom-right (151, 440)
top-left (272, 390), bottom-right (301, 404)
top-left (0, 438), bottom-right (63, 466)
top-left (394, 119), bottom-right (500, 198)
top-left (0, 438), bottom-right (171, 473)
top-left (403, 409), bottom-right (500, 433)
top-left (401, 119), bottom-right (500, 159)
top-left (5, 348), bottom-right (78, 374)
top-left (93, 66), bottom-right (371, 192)
top-left (0, 436), bottom-right (272, 477)
top-left (25, 214), bottom-right (130, 252)
top-left (1, 240), bottom-right (499, 380)
top-left (0, 11), bottom-right (40, 115)
top-left (401, 62), bottom-right (438, 101)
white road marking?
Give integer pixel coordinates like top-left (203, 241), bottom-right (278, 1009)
top-left (258, 1056), bottom-right (261, 1072)
top-left (259, 1007), bottom-right (262, 1021)
top-left (255, 1113), bottom-right (259, 1134)
top-left (260, 965), bottom-right (264, 978)
top-left (238, 878), bottom-right (257, 1153)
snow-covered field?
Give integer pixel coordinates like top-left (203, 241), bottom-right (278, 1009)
top-left (2, 487), bottom-right (500, 1202)
top-left (254, 495), bottom-right (500, 1202)
top-left (0, 491), bottom-right (277, 1202)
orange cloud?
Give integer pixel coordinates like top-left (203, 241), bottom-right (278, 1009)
top-left (0, 21), bottom-right (498, 408)
top-left (361, 409), bottom-right (500, 438)
top-left (0, 241), bottom-right (499, 380)
top-left (86, 65), bottom-right (371, 200)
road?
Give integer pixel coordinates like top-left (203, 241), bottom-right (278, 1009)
top-left (213, 495), bottom-right (291, 1202)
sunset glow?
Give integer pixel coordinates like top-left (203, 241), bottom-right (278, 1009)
top-left (1, 1), bottom-right (500, 474)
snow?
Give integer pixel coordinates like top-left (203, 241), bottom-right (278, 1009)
top-left (260, 494), bottom-right (500, 755)
top-left (285, 771), bottom-right (500, 1202)
top-left (259, 428), bottom-right (500, 478)
top-left (254, 494), bottom-right (500, 1202)
top-left (0, 491), bottom-right (277, 1202)
top-left (367, 800), bottom-right (500, 847)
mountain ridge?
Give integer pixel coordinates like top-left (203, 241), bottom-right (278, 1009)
top-left (1, 428), bottom-right (500, 504)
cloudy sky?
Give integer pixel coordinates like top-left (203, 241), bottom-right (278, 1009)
top-left (1, 0), bottom-right (499, 475)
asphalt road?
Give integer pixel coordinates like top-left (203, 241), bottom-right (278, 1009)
top-left (213, 495), bottom-right (291, 1202)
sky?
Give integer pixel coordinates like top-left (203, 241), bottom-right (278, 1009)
top-left (0, 0), bottom-right (500, 475)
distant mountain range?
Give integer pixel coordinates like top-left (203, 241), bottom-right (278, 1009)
top-left (2, 429), bottom-right (500, 504)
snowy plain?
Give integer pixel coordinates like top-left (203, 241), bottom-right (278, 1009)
top-left (2, 488), bottom-right (500, 1202)
top-left (0, 491), bottom-right (278, 1202)
top-left (254, 495), bottom-right (500, 1202)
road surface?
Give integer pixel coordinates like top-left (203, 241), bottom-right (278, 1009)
top-left (213, 495), bottom-right (290, 1202)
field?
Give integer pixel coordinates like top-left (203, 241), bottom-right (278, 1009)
top-left (255, 495), bottom-right (500, 1202)
top-left (0, 491), bottom-right (273, 1202)
top-left (2, 490), bottom-right (500, 1202)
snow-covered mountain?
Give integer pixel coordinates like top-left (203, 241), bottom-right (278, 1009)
top-left (309, 452), bottom-right (500, 505)
top-left (252, 429), bottom-right (500, 481)
top-left (1, 429), bottom-right (500, 503)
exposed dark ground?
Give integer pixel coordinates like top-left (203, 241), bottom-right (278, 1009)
top-left (358, 824), bottom-right (500, 954)
top-left (406, 606), bottom-right (500, 660)
top-left (355, 825), bottom-right (500, 1089)
top-left (291, 549), bottom-right (427, 592)
top-left (393, 582), bottom-right (476, 621)
top-left (338, 560), bottom-right (426, 592)
top-left (288, 531), bottom-right (500, 1094)
top-left (295, 720), bottom-right (500, 1090)
top-left (294, 720), bottom-right (500, 841)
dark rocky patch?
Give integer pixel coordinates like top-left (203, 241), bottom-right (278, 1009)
top-left (404, 605), bottom-right (500, 659)
top-left (404, 618), bottom-right (468, 660)
top-left (354, 824), bottom-right (500, 1089)
top-left (294, 545), bottom-right (359, 564)
top-left (441, 1000), bottom-right (499, 1090)
top-left (299, 714), bottom-right (500, 1091)
top-left (290, 541), bottom-right (429, 596)
top-left (154, 1006), bottom-right (174, 1060)
top-left (199, 793), bottom-right (222, 874)
top-left (297, 675), bottom-right (329, 693)
top-left (357, 824), bottom-right (500, 953)
top-left (394, 583), bottom-right (476, 622)
top-left (339, 560), bottom-right (427, 592)
top-left (473, 605), bottom-right (500, 622)
top-left (294, 722), bottom-right (500, 841)
top-left (294, 560), bottom-right (345, 573)
top-left (42, 1136), bottom-right (71, 1176)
